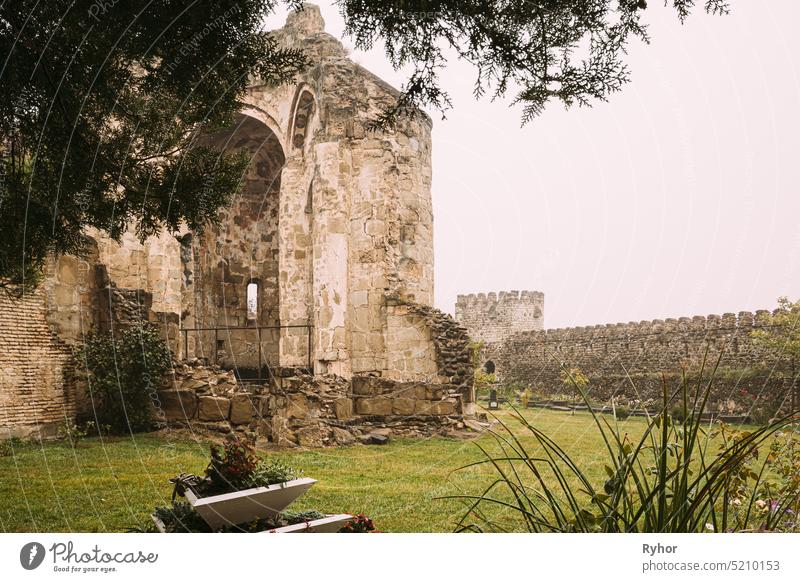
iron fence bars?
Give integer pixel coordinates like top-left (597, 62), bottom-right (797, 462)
top-left (179, 324), bottom-right (312, 384)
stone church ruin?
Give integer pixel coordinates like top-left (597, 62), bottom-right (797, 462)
top-left (0, 6), bottom-right (475, 442)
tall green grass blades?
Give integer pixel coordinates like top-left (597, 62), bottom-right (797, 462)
top-left (448, 358), bottom-right (799, 533)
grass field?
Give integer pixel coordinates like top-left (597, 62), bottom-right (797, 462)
top-left (0, 408), bottom-right (750, 533)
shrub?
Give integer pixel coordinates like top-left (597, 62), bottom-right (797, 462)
top-left (76, 322), bottom-right (172, 434)
top-left (153, 501), bottom-right (212, 533)
top-left (57, 419), bottom-right (89, 447)
top-left (614, 405), bottom-right (632, 420)
top-left (474, 369), bottom-right (497, 399)
top-left (447, 358), bottom-right (799, 533)
top-left (204, 438), bottom-right (259, 494)
top-left (669, 404), bottom-right (689, 423)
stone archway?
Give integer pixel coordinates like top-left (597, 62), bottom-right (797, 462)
top-left (184, 114), bottom-right (286, 376)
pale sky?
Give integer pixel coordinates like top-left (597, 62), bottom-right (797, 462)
top-left (269, 2), bottom-right (800, 329)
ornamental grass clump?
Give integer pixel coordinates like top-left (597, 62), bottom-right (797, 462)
top-left (448, 356), bottom-right (799, 532)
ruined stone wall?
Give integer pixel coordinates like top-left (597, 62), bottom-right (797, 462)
top-left (0, 242), bottom-right (111, 438)
top-left (89, 228), bottom-right (183, 352)
top-left (249, 6), bottom-right (436, 380)
top-left (0, 4), bottom-right (460, 440)
top-left (279, 32), bottom-right (434, 379)
top-left (43, 239), bottom-right (100, 342)
top-left (487, 310), bottom-right (795, 414)
top-left (156, 361), bottom-right (465, 447)
top-left (0, 230), bottom-right (185, 439)
top-left (389, 297), bottom-right (475, 408)
top-left (90, 228), bottom-right (183, 319)
top-left (456, 290), bottom-right (544, 344)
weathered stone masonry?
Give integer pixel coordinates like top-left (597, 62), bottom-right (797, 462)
top-left (483, 309), bottom-right (796, 415)
top-left (456, 290), bottom-right (544, 344)
top-left (0, 5), bottom-right (476, 441)
top-left (155, 361), bottom-right (467, 446)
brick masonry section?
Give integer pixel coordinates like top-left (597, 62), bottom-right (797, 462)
top-left (0, 289), bottom-right (74, 439)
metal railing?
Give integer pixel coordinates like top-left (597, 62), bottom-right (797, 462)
top-left (179, 324), bottom-right (312, 384)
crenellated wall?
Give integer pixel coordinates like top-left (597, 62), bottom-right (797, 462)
top-left (485, 310), bottom-right (796, 416)
top-left (456, 290), bottom-right (544, 344)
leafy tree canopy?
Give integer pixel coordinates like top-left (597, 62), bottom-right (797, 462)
top-left (344, 1), bottom-right (730, 125)
top-left (0, 0), bottom-right (307, 288)
top-left (1, 0), bottom-right (729, 287)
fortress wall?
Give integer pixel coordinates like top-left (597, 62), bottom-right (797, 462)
top-left (486, 310), bottom-right (795, 415)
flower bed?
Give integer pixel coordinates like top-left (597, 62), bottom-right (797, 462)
top-left (151, 437), bottom-right (374, 533)
top-left (183, 477), bottom-right (317, 530)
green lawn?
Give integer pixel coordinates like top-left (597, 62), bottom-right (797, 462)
top-left (0, 408), bottom-right (735, 533)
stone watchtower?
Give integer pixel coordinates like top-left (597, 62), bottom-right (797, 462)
top-left (455, 291), bottom-right (544, 344)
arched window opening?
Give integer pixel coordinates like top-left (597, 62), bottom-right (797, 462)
top-left (246, 282), bottom-right (258, 321)
top-left (291, 91), bottom-right (316, 150)
top-left (484, 360), bottom-right (496, 374)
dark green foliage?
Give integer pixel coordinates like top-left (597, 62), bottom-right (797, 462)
top-left (0, 437), bottom-right (23, 457)
top-left (340, 0), bottom-right (731, 126)
top-left (282, 509), bottom-right (326, 524)
top-left (0, 0), bottom-right (307, 286)
top-left (204, 439), bottom-right (260, 495)
top-left (77, 322), bottom-right (172, 434)
top-left (153, 501), bottom-right (213, 533)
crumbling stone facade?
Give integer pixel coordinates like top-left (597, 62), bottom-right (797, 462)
top-left (156, 360), bottom-right (467, 446)
top-left (456, 290), bottom-right (544, 344)
top-left (173, 5), bottom-right (440, 382)
top-left (0, 5), bottom-right (476, 441)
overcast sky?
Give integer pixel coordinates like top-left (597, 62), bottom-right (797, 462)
top-left (269, 2), bottom-right (800, 329)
